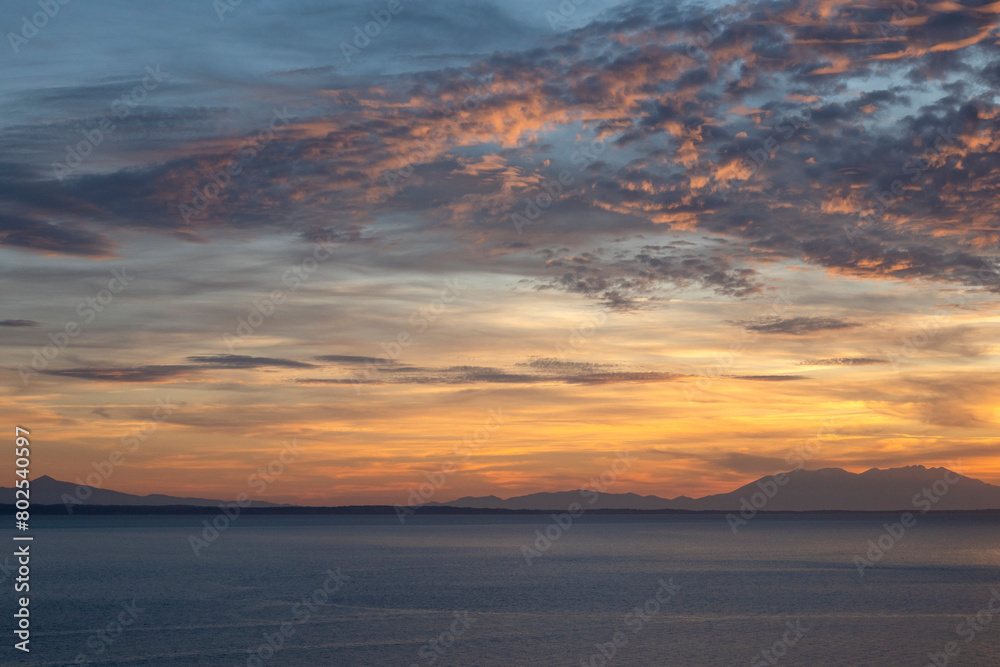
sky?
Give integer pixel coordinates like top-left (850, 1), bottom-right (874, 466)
top-left (2, 0), bottom-right (999, 505)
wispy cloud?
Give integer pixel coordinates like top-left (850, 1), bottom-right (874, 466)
top-left (799, 358), bottom-right (888, 366)
top-left (737, 317), bottom-right (861, 335)
top-left (188, 355), bottom-right (316, 369)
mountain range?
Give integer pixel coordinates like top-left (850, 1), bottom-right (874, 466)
top-left (1, 475), bottom-right (284, 508)
top-left (427, 466), bottom-right (1000, 511)
top-left (3, 466), bottom-right (999, 511)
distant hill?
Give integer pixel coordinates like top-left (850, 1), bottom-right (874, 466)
top-left (428, 466), bottom-right (1000, 511)
top-left (6, 466), bottom-right (998, 512)
top-left (1, 475), bottom-right (285, 508)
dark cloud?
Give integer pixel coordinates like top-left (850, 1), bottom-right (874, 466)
top-left (446, 366), bottom-right (543, 384)
top-left (537, 246), bottom-right (761, 309)
top-left (0, 320), bottom-right (39, 327)
top-left (0, 213), bottom-right (116, 258)
top-left (737, 317), bottom-right (861, 335)
top-left (516, 357), bottom-right (608, 371)
top-left (34, 355), bottom-right (316, 382)
top-left (564, 371), bottom-right (683, 384)
top-left (2, 0), bottom-right (997, 307)
top-left (187, 355), bottom-right (316, 369)
top-left (297, 363), bottom-right (684, 386)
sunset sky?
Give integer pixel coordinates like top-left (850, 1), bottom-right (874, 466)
top-left (2, 0), bottom-right (999, 505)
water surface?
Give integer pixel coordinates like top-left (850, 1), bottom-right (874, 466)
top-left (3, 514), bottom-right (998, 665)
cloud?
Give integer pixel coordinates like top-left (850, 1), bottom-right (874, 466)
top-left (536, 246), bottom-right (762, 309)
top-left (0, 320), bottom-right (40, 327)
top-left (314, 355), bottom-right (399, 365)
top-left (2, 0), bottom-right (997, 310)
top-left (297, 361), bottom-right (685, 386)
top-left (515, 357), bottom-right (609, 372)
top-left (564, 371), bottom-right (683, 384)
top-left (798, 357), bottom-right (888, 366)
top-left (0, 213), bottom-right (117, 258)
top-left (187, 355), bottom-right (316, 369)
top-left (737, 317), bottom-right (862, 335)
top-left (730, 375), bottom-right (811, 381)
top-left (34, 355), bottom-right (316, 383)
top-left (38, 365), bottom-right (194, 383)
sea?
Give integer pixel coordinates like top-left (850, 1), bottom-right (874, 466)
top-left (2, 513), bottom-right (998, 666)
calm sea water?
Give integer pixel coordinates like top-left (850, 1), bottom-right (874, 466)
top-left (1, 514), bottom-right (998, 666)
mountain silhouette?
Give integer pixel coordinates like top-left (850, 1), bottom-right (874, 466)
top-left (427, 466), bottom-right (1000, 511)
top-left (4, 466), bottom-right (998, 510)
top-left (1, 475), bottom-right (285, 507)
